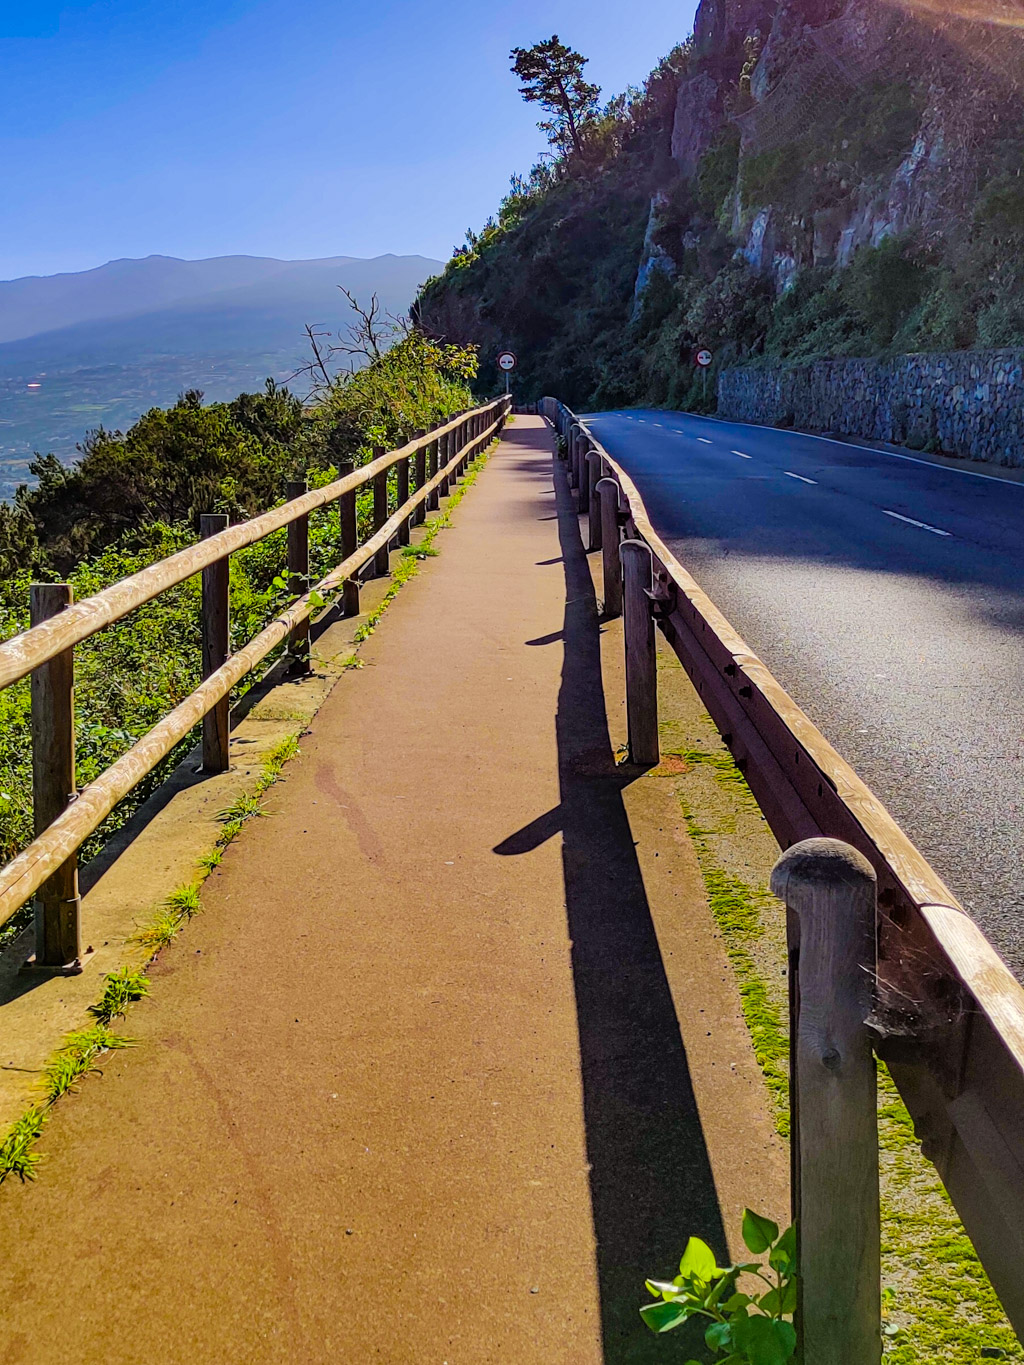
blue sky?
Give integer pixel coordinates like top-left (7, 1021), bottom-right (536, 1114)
top-left (0, 0), bottom-right (697, 280)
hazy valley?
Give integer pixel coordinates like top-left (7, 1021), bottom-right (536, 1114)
top-left (0, 251), bottom-right (442, 497)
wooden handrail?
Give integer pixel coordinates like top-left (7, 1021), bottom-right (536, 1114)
top-left (543, 395), bottom-right (1024, 1333)
top-left (0, 399), bottom-right (510, 935)
top-left (0, 402), bottom-right (505, 693)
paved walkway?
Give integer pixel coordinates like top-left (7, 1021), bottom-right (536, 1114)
top-left (0, 419), bottom-right (781, 1364)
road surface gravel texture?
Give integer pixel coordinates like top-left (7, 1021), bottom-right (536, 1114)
top-left (587, 408), bottom-right (1024, 978)
top-left (0, 418), bottom-right (781, 1364)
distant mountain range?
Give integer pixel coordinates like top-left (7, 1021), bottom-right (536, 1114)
top-left (0, 252), bottom-right (443, 496)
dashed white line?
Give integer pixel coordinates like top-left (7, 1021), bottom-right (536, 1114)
top-left (785, 471), bottom-right (817, 484)
top-left (697, 437), bottom-right (712, 444)
top-left (882, 509), bottom-right (952, 537)
top-left (732, 450), bottom-right (751, 459)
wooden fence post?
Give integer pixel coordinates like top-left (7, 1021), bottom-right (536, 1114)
top-left (286, 480), bottom-right (311, 675)
top-left (438, 432), bottom-right (451, 499)
top-left (29, 583), bottom-right (81, 971)
top-left (577, 436), bottom-right (590, 514)
top-left (587, 451), bottom-right (602, 552)
top-left (620, 540), bottom-right (659, 765)
top-left (200, 513), bottom-right (230, 772)
top-left (597, 479), bottom-right (622, 617)
top-left (413, 433), bottom-right (427, 525)
top-left (372, 450), bottom-right (390, 578)
top-left (338, 459), bottom-right (360, 617)
top-left (397, 449), bottom-right (411, 546)
top-left (770, 838), bottom-right (881, 1365)
top-left (427, 439), bottom-right (440, 510)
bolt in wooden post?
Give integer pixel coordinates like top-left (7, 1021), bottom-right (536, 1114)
top-left (337, 458), bottom-right (360, 617)
top-left (598, 479), bottom-right (623, 617)
top-left (372, 451), bottom-right (390, 577)
top-left (29, 583), bottom-right (82, 971)
top-left (397, 450), bottom-right (411, 545)
top-left (620, 540), bottom-right (659, 765)
top-left (286, 480), bottom-right (311, 675)
top-left (770, 839), bottom-right (881, 1365)
top-left (413, 433), bottom-right (427, 525)
top-left (200, 513), bottom-right (230, 772)
top-left (587, 451), bottom-right (602, 551)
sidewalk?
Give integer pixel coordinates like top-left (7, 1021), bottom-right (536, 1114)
top-left (0, 418), bottom-right (783, 1364)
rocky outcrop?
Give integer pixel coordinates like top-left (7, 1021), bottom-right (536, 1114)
top-left (651, 0), bottom-right (1024, 297)
top-left (718, 351), bottom-right (1024, 465)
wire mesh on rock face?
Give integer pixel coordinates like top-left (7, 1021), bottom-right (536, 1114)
top-left (732, 6), bottom-right (1024, 154)
top-left (733, 13), bottom-right (901, 153)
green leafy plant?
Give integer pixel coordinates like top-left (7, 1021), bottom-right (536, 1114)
top-left (88, 967), bottom-right (150, 1025)
top-left (642, 1209), bottom-right (797, 1364)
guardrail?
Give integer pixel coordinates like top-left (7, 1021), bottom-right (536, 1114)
top-left (542, 396), bottom-right (1024, 1348)
top-left (0, 396), bottom-right (511, 970)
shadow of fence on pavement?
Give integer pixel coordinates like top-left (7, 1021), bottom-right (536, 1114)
top-left (496, 446), bottom-right (726, 1363)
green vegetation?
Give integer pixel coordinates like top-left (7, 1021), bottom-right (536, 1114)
top-left (419, 26), bottom-right (1024, 412)
top-left (0, 1024), bottom-right (134, 1184)
top-left (89, 967), bottom-right (150, 1024)
top-left (661, 704), bottom-right (1022, 1360)
top-left (0, 319), bottom-right (477, 908)
top-left (510, 35), bottom-right (601, 163)
top-left (641, 1210), bottom-right (796, 1363)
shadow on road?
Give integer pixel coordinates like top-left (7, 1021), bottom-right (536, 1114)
top-left (495, 448), bottom-right (725, 1363)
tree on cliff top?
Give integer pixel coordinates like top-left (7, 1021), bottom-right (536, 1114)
top-left (510, 35), bottom-right (600, 161)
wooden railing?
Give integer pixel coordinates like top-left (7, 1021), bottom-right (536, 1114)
top-left (543, 396), bottom-right (1024, 1350)
top-left (0, 397), bottom-right (511, 968)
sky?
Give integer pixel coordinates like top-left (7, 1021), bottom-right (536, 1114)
top-left (0, 0), bottom-right (698, 281)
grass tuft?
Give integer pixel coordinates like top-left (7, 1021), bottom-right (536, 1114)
top-left (136, 881), bottom-right (203, 950)
top-left (88, 967), bottom-right (150, 1025)
top-left (0, 1108), bottom-right (48, 1184)
top-left (42, 1025), bottom-right (133, 1100)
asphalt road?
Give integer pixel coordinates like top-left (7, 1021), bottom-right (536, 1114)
top-left (586, 407), bottom-right (1024, 979)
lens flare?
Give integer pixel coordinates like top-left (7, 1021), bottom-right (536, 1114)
top-left (891, 0), bottom-right (1024, 28)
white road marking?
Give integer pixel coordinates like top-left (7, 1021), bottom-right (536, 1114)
top-left (882, 509), bottom-right (952, 537)
top-left (697, 437), bottom-right (712, 444)
top-left (709, 412), bottom-right (1024, 490)
top-left (732, 450), bottom-right (752, 459)
top-left (785, 471), bottom-right (817, 484)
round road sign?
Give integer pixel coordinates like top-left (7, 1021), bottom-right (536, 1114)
top-left (497, 351), bottom-right (517, 372)
top-left (695, 348), bottom-right (713, 368)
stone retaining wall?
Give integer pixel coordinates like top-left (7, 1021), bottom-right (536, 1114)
top-left (717, 351), bottom-right (1024, 466)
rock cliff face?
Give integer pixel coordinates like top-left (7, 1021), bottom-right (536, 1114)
top-left (417, 0), bottom-right (1024, 412)
top-left (644, 0), bottom-right (1024, 296)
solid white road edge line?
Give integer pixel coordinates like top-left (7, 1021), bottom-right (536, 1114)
top-left (882, 509), bottom-right (952, 536)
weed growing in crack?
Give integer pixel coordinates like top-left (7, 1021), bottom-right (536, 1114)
top-left (88, 967), bottom-right (150, 1025)
top-left (43, 1026), bottom-right (133, 1100)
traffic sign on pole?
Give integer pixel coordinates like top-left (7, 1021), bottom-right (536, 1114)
top-left (497, 351), bottom-right (517, 395)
